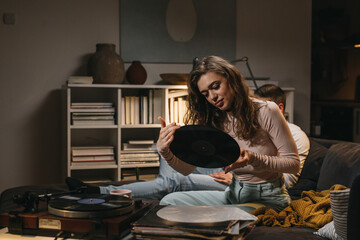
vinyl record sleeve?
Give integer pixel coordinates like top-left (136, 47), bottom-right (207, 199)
top-left (156, 205), bottom-right (257, 224)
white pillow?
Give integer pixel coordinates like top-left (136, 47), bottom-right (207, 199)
top-left (314, 221), bottom-right (344, 240)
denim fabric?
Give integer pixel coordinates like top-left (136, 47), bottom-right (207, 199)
top-left (99, 158), bottom-right (226, 199)
top-left (160, 177), bottom-right (290, 212)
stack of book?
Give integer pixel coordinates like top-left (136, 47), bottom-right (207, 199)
top-left (121, 89), bottom-right (162, 125)
top-left (131, 205), bottom-right (257, 240)
top-left (71, 102), bottom-right (115, 126)
top-left (71, 146), bottom-right (115, 166)
top-left (68, 76), bottom-right (93, 84)
top-left (120, 140), bottom-right (159, 167)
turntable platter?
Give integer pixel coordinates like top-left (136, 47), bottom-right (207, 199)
top-left (48, 194), bottom-right (134, 218)
top-left (169, 125), bottom-right (240, 168)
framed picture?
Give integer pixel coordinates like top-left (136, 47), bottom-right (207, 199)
top-left (120, 0), bottom-right (236, 63)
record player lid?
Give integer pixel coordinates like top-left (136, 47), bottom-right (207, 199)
top-left (169, 125), bottom-right (240, 168)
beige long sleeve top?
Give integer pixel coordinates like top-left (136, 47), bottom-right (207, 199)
top-left (158, 99), bottom-right (300, 184)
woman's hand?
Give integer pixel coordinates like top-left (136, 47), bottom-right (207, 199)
top-left (223, 149), bottom-right (249, 173)
top-left (209, 171), bottom-right (233, 185)
top-left (156, 116), bottom-right (181, 155)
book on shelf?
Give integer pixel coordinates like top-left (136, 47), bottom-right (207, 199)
top-left (174, 98), bottom-right (179, 124)
top-left (120, 162), bottom-right (160, 168)
top-left (120, 160), bottom-right (159, 165)
top-left (122, 143), bottom-right (157, 151)
top-left (72, 155), bottom-right (115, 162)
top-left (168, 97), bottom-right (174, 123)
top-left (178, 97), bottom-right (185, 125)
top-left (121, 158), bottom-right (159, 163)
top-left (120, 153), bottom-right (159, 159)
top-left (148, 90), bottom-right (154, 124)
top-left (141, 95), bottom-right (148, 124)
top-left (72, 112), bottom-right (115, 116)
top-left (72, 115), bottom-right (114, 120)
top-left (68, 76), bottom-right (93, 84)
top-left (71, 112), bottom-right (115, 117)
top-left (72, 119), bottom-right (115, 126)
top-left (128, 140), bottom-right (154, 145)
top-left (130, 96), bottom-right (135, 124)
top-left (121, 97), bottom-right (126, 125)
top-left (71, 102), bottom-right (113, 108)
top-left (71, 146), bottom-right (115, 156)
top-left (70, 107), bottom-right (115, 113)
top-left (134, 96), bottom-right (140, 124)
top-left (125, 96), bottom-right (131, 125)
top-left (71, 160), bottom-right (116, 167)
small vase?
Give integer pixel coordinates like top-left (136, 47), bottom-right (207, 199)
top-left (126, 61), bottom-right (147, 84)
top-left (88, 44), bottom-right (125, 84)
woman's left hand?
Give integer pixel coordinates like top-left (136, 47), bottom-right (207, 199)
top-left (223, 149), bottom-right (249, 173)
top-left (209, 171), bottom-right (233, 185)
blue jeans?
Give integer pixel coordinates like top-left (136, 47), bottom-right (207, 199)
top-left (99, 158), bottom-right (226, 199)
top-left (159, 177), bottom-right (291, 212)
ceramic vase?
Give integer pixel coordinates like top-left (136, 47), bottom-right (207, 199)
top-left (126, 61), bottom-right (147, 84)
top-left (88, 44), bottom-right (125, 84)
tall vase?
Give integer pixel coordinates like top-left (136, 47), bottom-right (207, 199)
top-left (88, 44), bottom-right (125, 84)
top-left (126, 61), bottom-right (147, 84)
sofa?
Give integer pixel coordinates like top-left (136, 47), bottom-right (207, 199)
top-left (1, 137), bottom-right (360, 239)
top-left (246, 137), bottom-right (360, 240)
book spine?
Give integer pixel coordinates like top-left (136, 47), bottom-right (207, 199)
top-left (134, 96), bottom-right (140, 124)
top-left (125, 96), bottom-right (131, 125)
top-left (121, 97), bottom-right (125, 125)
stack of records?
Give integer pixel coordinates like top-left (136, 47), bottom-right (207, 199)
top-left (120, 140), bottom-right (159, 167)
top-left (131, 205), bottom-right (257, 239)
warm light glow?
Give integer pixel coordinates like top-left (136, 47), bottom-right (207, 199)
top-left (354, 44), bottom-right (360, 48)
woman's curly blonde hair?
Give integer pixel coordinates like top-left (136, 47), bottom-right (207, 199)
top-left (184, 56), bottom-right (260, 140)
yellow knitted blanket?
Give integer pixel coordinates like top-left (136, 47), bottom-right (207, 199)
top-left (250, 184), bottom-right (348, 229)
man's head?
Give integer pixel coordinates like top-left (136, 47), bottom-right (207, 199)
top-left (254, 84), bottom-right (286, 114)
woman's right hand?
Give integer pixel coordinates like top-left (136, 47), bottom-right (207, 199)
top-left (223, 149), bottom-right (249, 173)
top-left (156, 116), bottom-right (181, 155)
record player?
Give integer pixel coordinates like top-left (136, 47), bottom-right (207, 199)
top-left (0, 189), bottom-right (153, 239)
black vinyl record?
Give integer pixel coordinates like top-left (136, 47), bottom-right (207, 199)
top-left (48, 194), bottom-right (133, 218)
top-left (169, 125), bottom-right (240, 168)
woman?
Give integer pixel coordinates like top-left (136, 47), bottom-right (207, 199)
top-left (157, 56), bottom-right (300, 212)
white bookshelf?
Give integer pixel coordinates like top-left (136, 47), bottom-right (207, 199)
top-left (66, 84), bottom-right (187, 181)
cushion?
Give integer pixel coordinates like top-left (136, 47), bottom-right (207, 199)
top-left (330, 188), bottom-right (350, 240)
top-left (288, 139), bottom-right (328, 200)
top-left (314, 221), bottom-right (344, 240)
top-left (317, 142), bottom-right (360, 191)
